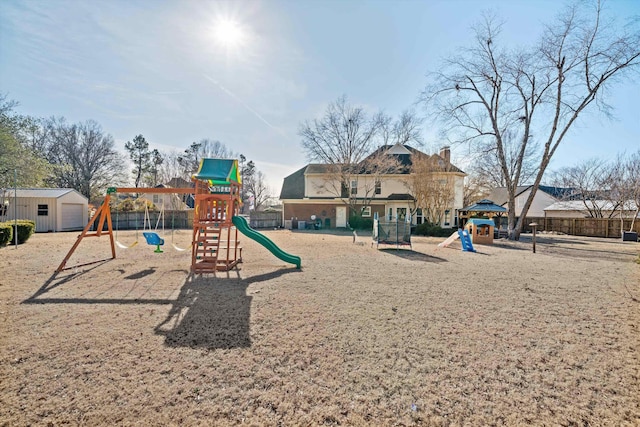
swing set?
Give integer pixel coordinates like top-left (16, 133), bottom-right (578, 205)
top-left (56, 158), bottom-right (245, 274)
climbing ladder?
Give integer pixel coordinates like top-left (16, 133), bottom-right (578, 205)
top-left (192, 195), bottom-right (241, 273)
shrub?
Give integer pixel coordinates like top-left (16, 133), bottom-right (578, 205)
top-left (2, 220), bottom-right (36, 245)
top-left (413, 222), bottom-right (454, 237)
top-left (0, 223), bottom-right (12, 246)
top-left (348, 215), bottom-right (373, 230)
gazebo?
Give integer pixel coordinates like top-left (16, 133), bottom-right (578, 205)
top-left (458, 199), bottom-right (507, 229)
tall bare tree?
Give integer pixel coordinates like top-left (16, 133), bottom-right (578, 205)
top-left (551, 158), bottom-right (616, 217)
top-left (43, 118), bottom-right (126, 200)
top-left (178, 139), bottom-right (235, 176)
top-left (424, 1), bottom-right (640, 239)
top-left (406, 153), bottom-right (456, 225)
top-left (299, 97), bottom-right (424, 214)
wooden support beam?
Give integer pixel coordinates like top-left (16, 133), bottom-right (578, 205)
top-left (113, 187), bottom-right (197, 194)
top-left (56, 197), bottom-right (116, 273)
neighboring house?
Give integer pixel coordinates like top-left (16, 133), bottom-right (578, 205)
top-left (487, 185), bottom-right (576, 217)
top-left (0, 188), bottom-right (88, 232)
top-left (137, 184), bottom-right (191, 210)
top-left (279, 145), bottom-right (466, 228)
top-left (544, 200), bottom-right (640, 218)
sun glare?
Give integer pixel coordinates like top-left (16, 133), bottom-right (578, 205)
top-left (213, 19), bottom-right (245, 49)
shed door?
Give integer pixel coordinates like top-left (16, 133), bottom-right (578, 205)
top-left (62, 203), bottom-right (84, 230)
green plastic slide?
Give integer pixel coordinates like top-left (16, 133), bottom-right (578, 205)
top-left (232, 216), bottom-right (301, 269)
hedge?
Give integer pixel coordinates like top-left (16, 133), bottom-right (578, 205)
top-left (348, 216), bottom-right (373, 230)
top-left (0, 223), bottom-right (12, 246)
top-left (0, 220), bottom-right (36, 245)
top-left (413, 222), bottom-right (453, 237)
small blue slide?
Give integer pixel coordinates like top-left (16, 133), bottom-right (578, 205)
top-left (457, 229), bottom-right (476, 252)
top-left (232, 216), bottom-right (301, 268)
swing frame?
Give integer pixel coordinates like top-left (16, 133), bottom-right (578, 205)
top-left (56, 186), bottom-right (198, 272)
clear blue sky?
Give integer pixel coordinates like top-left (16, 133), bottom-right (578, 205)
top-left (1, 0), bottom-right (638, 193)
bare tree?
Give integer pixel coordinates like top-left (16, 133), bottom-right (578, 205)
top-left (424, 1), bottom-right (640, 239)
top-left (178, 139), bottom-right (235, 176)
top-left (463, 172), bottom-right (492, 207)
top-left (245, 170), bottom-right (271, 211)
top-left (299, 97), bottom-right (424, 214)
top-left (609, 150), bottom-right (640, 231)
top-left (43, 118), bottom-right (127, 200)
top-left (406, 153), bottom-right (456, 224)
top-left (157, 150), bottom-right (187, 183)
top-left (551, 158), bottom-right (614, 217)
top-left (625, 151), bottom-right (640, 230)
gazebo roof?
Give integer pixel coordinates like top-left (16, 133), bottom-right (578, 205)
top-left (461, 199), bottom-right (507, 213)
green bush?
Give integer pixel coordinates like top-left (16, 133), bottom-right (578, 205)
top-left (413, 222), bottom-right (454, 237)
top-left (348, 215), bottom-right (373, 230)
top-left (1, 220), bottom-right (36, 245)
top-left (0, 223), bottom-right (12, 246)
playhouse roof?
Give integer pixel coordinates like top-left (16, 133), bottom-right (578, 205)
top-left (468, 218), bottom-right (495, 227)
top-left (192, 159), bottom-right (242, 186)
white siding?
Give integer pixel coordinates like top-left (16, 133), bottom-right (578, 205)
top-left (516, 189), bottom-right (557, 217)
top-left (1, 190), bottom-right (88, 232)
top-left (61, 204), bottom-right (85, 230)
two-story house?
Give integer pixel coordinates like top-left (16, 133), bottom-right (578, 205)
top-left (279, 144), bottom-right (466, 228)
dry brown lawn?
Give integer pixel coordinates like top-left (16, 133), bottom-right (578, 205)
top-left (1, 229), bottom-right (639, 426)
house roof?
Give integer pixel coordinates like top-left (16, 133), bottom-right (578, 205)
top-left (5, 188), bottom-right (86, 199)
top-left (279, 165), bottom-right (308, 199)
top-left (387, 193), bottom-right (416, 201)
top-left (486, 186), bottom-right (530, 206)
top-left (357, 144), bottom-right (465, 174)
top-left (279, 145), bottom-right (465, 200)
top-left (487, 185), bottom-right (576, 206)
top-left (544, 200), bottom-right (640, 212)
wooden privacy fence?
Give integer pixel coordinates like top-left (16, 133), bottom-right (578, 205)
top-left (518, 217), bottom-right (640, 238)
top-left (94, 210), bottom-right (194, 230)
top-left (92, 210), bottom-right (283, 230)
top-left (249, 211), bottom-right (282, 229)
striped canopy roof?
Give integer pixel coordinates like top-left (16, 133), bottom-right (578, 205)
top-left (192, 159), bottom-right (242, 186)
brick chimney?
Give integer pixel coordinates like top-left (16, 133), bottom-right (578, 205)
top-left (439, 146), bottom-right (450, 163)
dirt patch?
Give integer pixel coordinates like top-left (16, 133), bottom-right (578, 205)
top-left (1, 230), bottom-right (639, 425)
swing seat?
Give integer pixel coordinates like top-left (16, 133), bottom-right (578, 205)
top-left (143, 232), bottom-right (165, 253)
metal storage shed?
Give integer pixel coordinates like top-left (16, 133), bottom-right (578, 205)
top-left (1, 188), bottom-right (88, 232)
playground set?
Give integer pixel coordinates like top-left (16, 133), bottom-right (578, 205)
top-left (56, 159), bottom-right (301, 274)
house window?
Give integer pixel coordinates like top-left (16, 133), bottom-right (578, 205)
top-left (375, 181), bottom-right (381, 195)
top-left (416, 208), bottom-right (423, 225)
top-left (350, 180), bottom-right (357, 195)
top-left (37, 204), bottom-right (48, 216)
top-left (0, 204), bottom-right (7, 216)
top-left (341, 182), bottom-right (348, 198)
top-left (361, 206), bottom-right (371, 217)
top-left (388, 208), bottom-right (393, 220)
top-left (444, 209), bottom-right (451, 226)
top-left (153, 194), bottom-right (160, 204)
top-left (397, 208), bottom-right (407, 221)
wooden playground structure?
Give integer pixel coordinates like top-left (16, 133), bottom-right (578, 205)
top-left (56, 159), bottom-right (244, 274)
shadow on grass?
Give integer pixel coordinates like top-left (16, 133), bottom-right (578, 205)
top-left (379, 248), bottom-right (447, 263)
top-left (155, 268), bottom-right (300, 350)
top-left (25, 264), bottom-right (300, 350)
